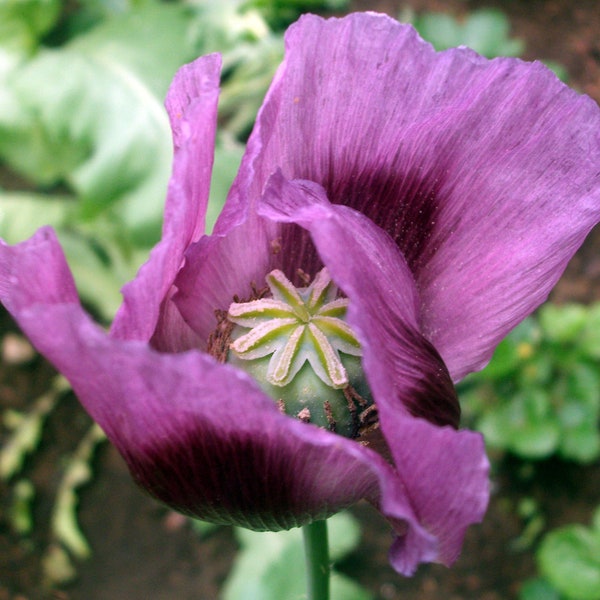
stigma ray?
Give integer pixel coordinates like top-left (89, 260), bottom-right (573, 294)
top-left (227, 268), bottom-right (362, 389)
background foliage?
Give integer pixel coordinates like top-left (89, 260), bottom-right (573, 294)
top-left (0, 1), bottom-right (598, 598)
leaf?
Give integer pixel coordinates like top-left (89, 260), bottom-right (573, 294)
top-left (207, 137), bottom-right (245, 233)
top-left (0, 3), bottom-right (199, 243)
top-left (461, 9), bottom-right (524, 57)
top-left (476, 317), bottom-right (539, 381)
top-left (218, 33), bottom-right (284, 138)
top-left (414, 8), bottom-right (524, 58)
top-left (0, 192), bottom-right (145, 320)
top-left (0, 191), bottom-right (74, 243)
top-left (0, 0), bottom-right (61, 53)
top-left (223, 512), bottom-right (371, 600)
top-left (478, 391), bottom-right (560, 458)
top-left (519, 578), bottom-right (561, 600)
top-left (539, 303), bottom-right (588, 344)
top-left (0, 376), bottom-right (68, 480)
top-left (538, 524), bottom-right (600, 600)
top-left (52, 423), bottom-right (106, 560)
top-left (8, 479), bottom-right (35, 535)
top-left (580, 304), bottom-right (600, 359)
top-left (559, 424), bottom-right (600, 464)
top-left (57, 226), bottom-right (145, 320)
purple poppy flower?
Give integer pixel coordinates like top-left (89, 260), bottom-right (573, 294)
top-left (2, 12), bottom-right (600, 576)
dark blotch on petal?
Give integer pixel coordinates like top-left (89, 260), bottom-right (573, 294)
top-left (126, 420), bottom-right (347, 531)
top-left (401, 325), bottom-right (461, 428)
top-left (324, 165), bottom-right (445, 277)
top-left (276, 222), bottom-right (323, 285)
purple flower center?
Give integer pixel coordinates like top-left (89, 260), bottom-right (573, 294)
top-left (225, 268), bottom-right (374, 438)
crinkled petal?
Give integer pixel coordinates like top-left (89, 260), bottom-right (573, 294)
top-left (0, 230), bottom-right (443, 574)
top-left (231, 12), bottom-right (600, 380)
top-left (260, 173), bottom-right (460, 426)
top-left (111, 54), bottom-right (221, 344)
top-left (259, 173), bottom-right (489, 567)
top-left (173, 214), bottom-right (279, 348)
top-left (0, 227), bottom-right (78, 310)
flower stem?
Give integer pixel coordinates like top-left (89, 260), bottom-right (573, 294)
top-left (302, 519), bottom-right (330, 600)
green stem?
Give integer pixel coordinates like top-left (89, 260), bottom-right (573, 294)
top-left (302, 519), bottom-right (330, 600)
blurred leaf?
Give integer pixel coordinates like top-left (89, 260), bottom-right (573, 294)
top-left (188, 0), bottom-right (270, 52)
top-left (538, 522), bottom-right (600, 600)
top-left (223, 512), bottom-right (371, 600)
top-left (0, 191), bottom-right (75, 243)
top-left (479, 391), bottom-right (559, 459)
top-left (207, 136), bottom-right (245, 232)
top-left (557, 364), bottom-right (600, 462)
top-left (219, 32), bottom-right (283, 138)
top-left (8, 479), bottom-right (35, 535)
top-left (70, 2), bottom-right (195, 99)
top-left (559, 423), bottom-right (600, 463)
top-left (58, 226), bottom-right (145, 320)
top-left (0, 3), bottom-right (199, 243)
top-left (52, 423), bottom-right (106, 560)
top-left (0, 0), bottom-right (61, 52)
top-left (190, 518), bottom-right (221, 538)
top-left (64, 0), bottom-right (155, 37)
top-left (0, 193), bottom-right (143, 320)
top-left (520, 578), bottom-right (561, 600)
top-left (244, 0), bottom-right (350, 30)
top-left (460, 9), bottom-right (524, 57)
top-left (564, 363), bottom-right (600, 408)
top-left (539, 303), bottom-right (588, 344)
top-left (475, 318), bottom-right (539, 381)
top-left (580, 304), bottom-right (600, 359)
top-left (466, 302), bottom-right (600, 463)
top-left (544, 60), bottom-right (569, 82)
top-left (42, 544), bottom-right (78, 586)
top-left (414, 8), bottom-right (524, 58)
top-left (0, 376), bottom-right (67, 480)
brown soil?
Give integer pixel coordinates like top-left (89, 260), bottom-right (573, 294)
top-left (2, 1), bottom-right (600, 599)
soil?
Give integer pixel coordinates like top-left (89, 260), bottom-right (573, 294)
top-left (2, 1), bottom-right (600, 599)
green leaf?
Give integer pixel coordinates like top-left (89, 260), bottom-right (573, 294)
top-left (414, 8), bottom-right (524, 58)
top-left (539, 303), bottom-right (588, 343)
top-left (593, 506), bottom-right (600, 532)
top-left (51, 424), bottom-right (106, 560)
top-left (223, 513), bottom-right (371, 600)
top-left (0, 0), bottom-right (61, 53)
top-left (559, 424), bottom-right (600, 463)
top-left (461, 9), bottom-right (524, 57)
top-left (538, 524), bottom-right (600, 600)
top-left (520, 578), bottom-right (561, 600)
top-left (413, 13), bottom-right (460, 52)
top-left (0, 3), bottom-right (199, 243)
top-left (245, 0), bottom-right (350, 30)
top-left (478, 391), bottom-right (560, 458)
top-left (207, 137), bottom-right (245, 233)
top-left (57, 227), bottom-right (143, 320)
top-left (69, 3), bottom-right (195, 99)
top-left (0, 190), bottom-right (76, 239)
top-left (218, 32), bottom-right (284, 138)
top-left (565, 363), bottom-right (600, 408)
top-left (0, 191), bottom-right (145, 320)
top-left (478, 318), bottom-right (539, 381)
top-left (580, 304), bottom-right (600, 359)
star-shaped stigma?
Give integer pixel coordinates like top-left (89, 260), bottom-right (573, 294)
top-left (227, 268), bottom-right (362, 389)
